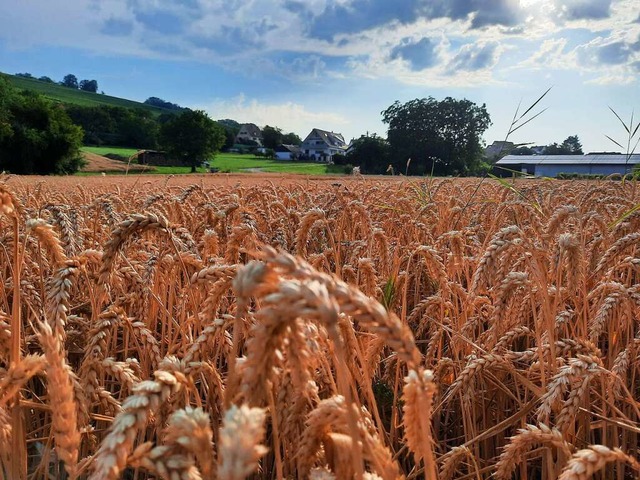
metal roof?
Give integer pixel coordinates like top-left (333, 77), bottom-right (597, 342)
top-left (497, 154), bottom-right (640, 166)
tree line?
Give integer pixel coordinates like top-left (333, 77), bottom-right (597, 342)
top-left (15, 73), bottom-right (190, 108)
top-left (343, 97), bottom-right (492, 176)
top-left (344, 100), bottom-right (586, 175)
top-left (0, 78), bottom-right (227, 174)
top-left (0, 82), bottom-right (502, 177)
top-left (0, 73), bottom-right (592, 177)
top-left (0, 78), bottom-right (84, 174)
top-left (16, 72), bottom-right (100, 93)
top-left (1, 74), bottom-right (306, 175)
top-left (511, 135), bottom-right (583, 155)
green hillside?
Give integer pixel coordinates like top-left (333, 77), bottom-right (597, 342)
top-left (2, 73), bottom-right (172, 115)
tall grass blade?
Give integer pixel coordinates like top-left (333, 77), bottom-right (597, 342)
top-left (605, 134), bottom-right (625, 150)
top-left (609, 106), bottom-right (630, 134)
top-left (514, 87), bottom-right (552, 125)
top-left (509, 108), bottom-right (549, 135)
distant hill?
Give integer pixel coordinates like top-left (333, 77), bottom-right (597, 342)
top-left (2, 73), bottom-right (175, 115)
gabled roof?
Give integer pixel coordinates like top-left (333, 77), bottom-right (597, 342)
top-left (276, 144), bottom-right (301, 153)
top-left (238, 123), bottom-right (262, 137)
top-left (497, 154), bottom-right (640, 165)
top-left (304, 128), bottom-right (347, 148)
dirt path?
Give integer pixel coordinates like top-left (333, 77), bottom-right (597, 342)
top-left (81, 152), bottom-right (151, 173)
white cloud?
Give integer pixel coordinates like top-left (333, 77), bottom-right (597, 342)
top-left (584, 72), bottom-right (637, 85)
top-left (346, 35), bottom-right (510, 87)
top-left (1, 0), bottom-right (638, 90)
top-left (513, 24), bottom-right (640, 86)
top-left (200, 95), bottom-right (350, 137)
top-left (517, 38), bottom-right (572, 69)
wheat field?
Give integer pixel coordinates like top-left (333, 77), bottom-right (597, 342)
top-left (0, 173), bottom-right (639, 480)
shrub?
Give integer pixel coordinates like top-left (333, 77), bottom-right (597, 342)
top-left (0, 79), bottom-right (84, 174)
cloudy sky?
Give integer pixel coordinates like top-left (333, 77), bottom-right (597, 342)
top-left (1, 0), bottom-right (639, 152)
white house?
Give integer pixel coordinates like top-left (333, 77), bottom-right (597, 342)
top-left (275, 144), bottom-right (301, 161)
top-left (301, 128), bottom-right (348, 162)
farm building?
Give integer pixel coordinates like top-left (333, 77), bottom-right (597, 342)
top-left (275, 144), bottom-right (301, 160)
top-left (301, 128), bottom-right (347, 162)
top-left (496, 154), bottom-right (640, 177)
top-left (131, 150), bottom-right (182, 167)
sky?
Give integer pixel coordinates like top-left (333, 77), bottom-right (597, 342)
top-left (0, 0), bottom-right (639, 153)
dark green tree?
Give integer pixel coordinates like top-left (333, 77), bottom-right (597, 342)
top-left (79, 79), bottom-right (98, 93)
top-left (544, 143), bottom-right (563, 154)
top-left (65, 105), bottom-right (159, 148)
top-left (118, 110), bottom-right (158, 149)
top-left (346, 134), bottom-right (391, 174)
top-left (561, 135), bottom-right (583, 155)
top-left (282, 132), bottom-right (302, 145)
top-left (144, 97), bottom-right (183, 111)
top-left (0, 79), bottom-right (84, 174)
top-left (217, 119), bottom-right (240, 151)
top-left (222, 128), bottom-right (237, 151)
top-left (511, 146), bottom-right (534, 155)
top-left (217, 119), bottom-right (241, 130)
top-left (159, 110), bottom-right (225, 172)
top-left (38, 76), bottom-right (55, 83)
top-left (544, 135), bottom-right (583, 155)
top-left (65, 105), bottom-right (116, 145)
top-left (261, 125), bottom-right (283, 149)
top-left (0, 79), bottom-right (15, 142)
top-left (61, 74), bottom-right (78, 89)
top-left (381, 97), bottom-right (492, 175)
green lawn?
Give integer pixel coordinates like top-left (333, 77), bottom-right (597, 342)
top-left (4, 74), bottom-right (172, 115)
top-left (78, 150), bottom-right (347, 175)
top-left (82, 146), bottom-right (140, 158)
top-left (211, 153), bottom-right (346, 174)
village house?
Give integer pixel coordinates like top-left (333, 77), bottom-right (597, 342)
top-left (484, 141), bottom-right (515, 160)
top-left (275, 144), bottom-right (301, 161)
top-left (235, 123), bottom-right (263, 146)
top-left (301, 128), bottom-right (348, 162)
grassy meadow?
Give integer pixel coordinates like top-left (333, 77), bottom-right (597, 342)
top-left (210, 154), bottom-right (346, 174)
top-left (4, 73), bottom-right (170, 114)
top-left (81, 146), bottom-right (345, 175)
top-left (82, 146), bottom-right (141, 159)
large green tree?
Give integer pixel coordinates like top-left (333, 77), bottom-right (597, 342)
top-left (381, 97), bottom-right (491, 175)
top-left (217, 119), bottom-right (240, 151)
top-left (61, 74), bottom-right (78, 89)
top-left (79, 79), bottom-right (98, 93)
top-left (261, 125), bottom-right (283, 149)
top-left (562, 135), bottom-right (583, 155)
top-left (0, 79), bottom-right (84, 174)
top-left (282, 132), bottom-right (302, 146)
top-left (160, 109), bottom-right (225, 172)
top-left (346, 134), bottom-right (391, 174)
